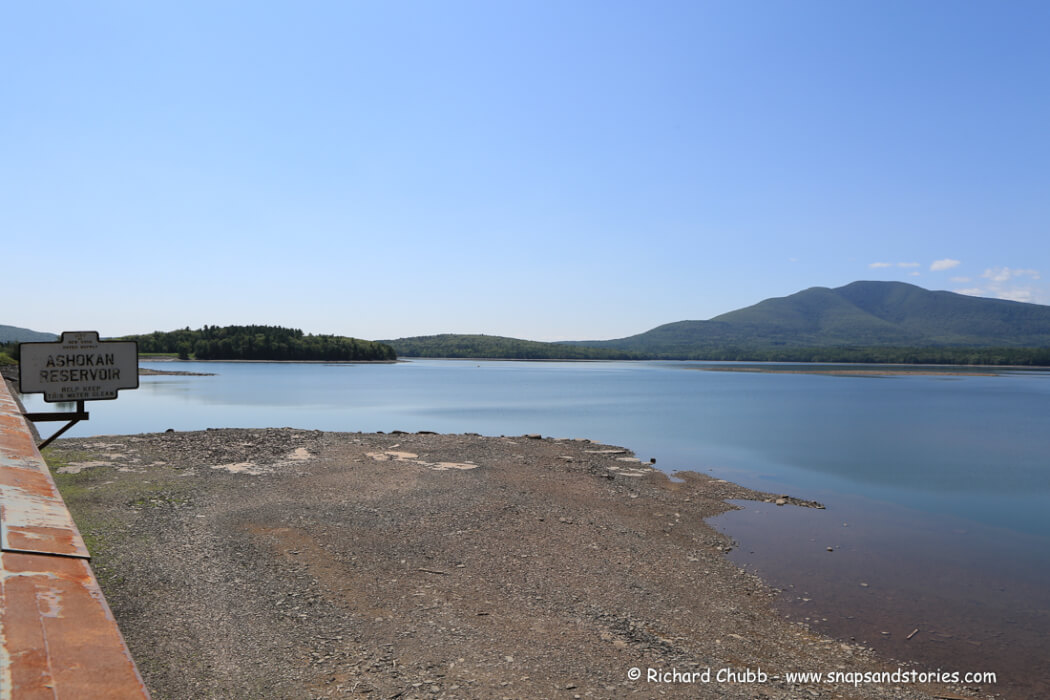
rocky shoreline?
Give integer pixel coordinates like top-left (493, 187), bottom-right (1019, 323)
top-left (42, 429), bottom-right (986, 700)
top-left (138, 367), bottom-right (217, 376)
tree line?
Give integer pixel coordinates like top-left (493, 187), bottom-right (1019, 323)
top-left (125, 325), bottom-right (396, 362)
top-left (388, 334), bottom-right (645, 360)
top-left (621, 345), bottom-right (1050, 365)
top-left (7, 331), bottom-right (1049, 366)
top-left (389, 335), bottom-right (1050, 365)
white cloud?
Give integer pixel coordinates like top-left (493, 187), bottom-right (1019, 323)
top-left (981, 267), bottom-right (1041, 283)
top-left (931, 258), bottom-right (961, 271)
top-left (869, 261), bottom-right (921, 270)
top-left (996, 289), bottom-right (1034, 302)
top-left (960, 268), bottom-right (1045, 304)
top-left (863, 261), bottom-right (1046, 305)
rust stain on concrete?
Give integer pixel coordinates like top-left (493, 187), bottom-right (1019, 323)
top-left (1, 378), bottom-right (149, 699)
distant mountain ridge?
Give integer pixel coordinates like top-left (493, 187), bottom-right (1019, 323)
top-left (567, 281), bottom-right (1050, 355)
top-left (0, 324), bottom-right (57, 343)
top-left (11, 282), bottom-right (1050, 364)
top-left (389, 282), bottom-right (1050, 363)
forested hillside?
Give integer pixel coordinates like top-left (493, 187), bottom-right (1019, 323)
top-left (125, 325), bottom-right (396, 361)
top-left (566, 282), bottom-right (1050, 361)
top-left (0, 324), bottom-right (56, 343)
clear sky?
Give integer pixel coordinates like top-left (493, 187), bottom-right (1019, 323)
top-left (4, 1), bottom-right (1048, 341)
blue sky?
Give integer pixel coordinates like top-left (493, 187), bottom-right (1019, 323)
top-left (4, 1), bottom-right (1048, 341)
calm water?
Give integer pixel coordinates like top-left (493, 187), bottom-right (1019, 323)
top-left (22, 359), bottom-right (1050, 696)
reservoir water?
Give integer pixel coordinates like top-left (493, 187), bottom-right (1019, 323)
top-left (20, 359), bottom-right (1050, 697)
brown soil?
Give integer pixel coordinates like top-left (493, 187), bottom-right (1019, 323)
top-left (44, 429), bottom-right (988, 700)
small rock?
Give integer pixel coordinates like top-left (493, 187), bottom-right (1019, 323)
top-left (775, 498), bottom-right (788, 506)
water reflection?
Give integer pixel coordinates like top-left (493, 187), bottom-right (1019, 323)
top-left (710, 498), bottom-right (1050, 700)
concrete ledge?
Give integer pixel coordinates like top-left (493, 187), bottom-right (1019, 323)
top-left (0, 379), bottom-right (148, 699)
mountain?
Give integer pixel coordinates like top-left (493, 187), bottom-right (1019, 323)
top-left (0, 325), bottom-right (58, 343)
top-left (567, 281), bottom-right (1050, 357)
top-left (379, 282), bottom-right (1050, 364)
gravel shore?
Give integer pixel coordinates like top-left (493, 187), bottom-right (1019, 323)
top-left (44, 429), bottom-right (986, 700)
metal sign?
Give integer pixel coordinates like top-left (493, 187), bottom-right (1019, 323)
top-left (19, 331), bottom-right (138, 402)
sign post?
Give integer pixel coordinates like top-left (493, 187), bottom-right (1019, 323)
top-left (18, 331), bottom-right (138, 448)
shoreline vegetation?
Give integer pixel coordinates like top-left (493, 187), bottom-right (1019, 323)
top-left (385, 334), bottom-right (1050, 366)
top-left (122, 325), bottom-right (397, 362)
top-left (43, 427), bottom-right (980, 700)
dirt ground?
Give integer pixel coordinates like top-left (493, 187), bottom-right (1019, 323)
top-left (43, 428), bottom-right (988, 700)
